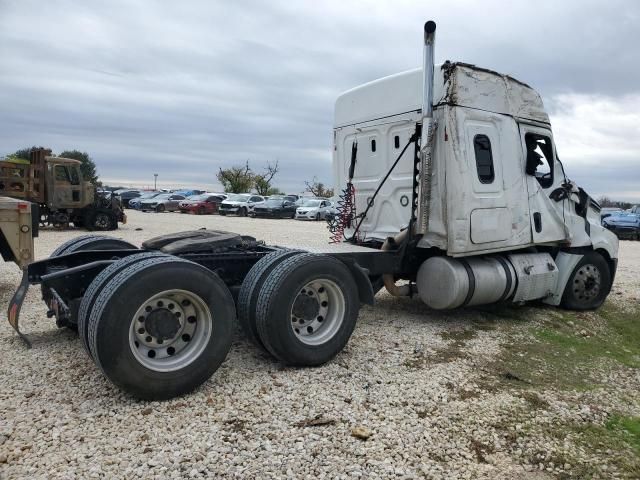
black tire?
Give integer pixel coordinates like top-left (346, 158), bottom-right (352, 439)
top-left (315, 213), bottom-right (320, 221)
top-left (255, 253), bottom-right (360, 366)
top-left (237, 249), bottom-right (302, 350)
top-left (78, 252), bottom-right (168, 360)
top-left (198, 206), bottom-right (205, 215)
top-left (50, 234), bottom-right (108, 258)
top-left (219, 212), bottom-right (226, 216)
top-left (240, 207), bottom-right (247, 217)
top-left (156, 204), bottom-right (165, 213)
top-left (87, 257), bottom-right (235, 400)
top-left (43, 236), bottom-right (138, 304)
top-left (560, 251), bottom-right (612, 311)
top-left (61, 235), bottom-right (136, 254)
top-left (86, 210), bottom-right (117, 231)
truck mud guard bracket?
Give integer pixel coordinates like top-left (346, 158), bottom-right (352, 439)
top-left (8, 270), bottom-right (31, 348)
top-left (339, 259), bottom-right (375, 306)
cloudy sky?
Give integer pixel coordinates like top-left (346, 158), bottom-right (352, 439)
top-left (1, 0), bottom-right (638, 200)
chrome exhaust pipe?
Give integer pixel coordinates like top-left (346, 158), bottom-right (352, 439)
top-left (417, 20), bottom-right (436, 234)
top-left (421, 20), bottom-right (436, 122)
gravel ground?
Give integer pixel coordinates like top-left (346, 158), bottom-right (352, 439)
top-left (1, 210), bottom-right (639, 479)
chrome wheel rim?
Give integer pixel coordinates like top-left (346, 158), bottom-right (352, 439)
top-left (129, 289), bottom-right (212, 372)
top-left (573, 263), bottom-right (601, 302)
top-left (290, 279), bottom-right (344, 346)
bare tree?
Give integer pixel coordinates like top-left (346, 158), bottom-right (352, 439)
top-left (597, 196), bottom-right (632, 210)
top-left (304, 176), bottom-right (334, 198)
top-left (254, 160), bottom-right (280, 196)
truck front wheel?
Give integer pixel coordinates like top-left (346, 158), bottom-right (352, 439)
top-left (255, 253), bottom-right (360, 366)
top-left (87, 257), bottom-right (235, 400)
top-left (560, 251), bottom-right (612, 311)
top-left (87, 210), bottom-right (117, 231)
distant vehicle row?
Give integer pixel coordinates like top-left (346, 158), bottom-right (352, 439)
top-left (116, 189), bottom-right (336, 220)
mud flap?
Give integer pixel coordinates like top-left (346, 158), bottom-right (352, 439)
top-left (7, 269), bottom-right (31, 348)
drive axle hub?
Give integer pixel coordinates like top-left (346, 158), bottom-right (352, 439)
top-left (289, 279), bottom-right (346, 346)
top-left (145, 309), bottom-right (181, 342)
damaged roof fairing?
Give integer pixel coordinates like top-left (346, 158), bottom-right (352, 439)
top-left (334, 61), bottom-right (550, 128)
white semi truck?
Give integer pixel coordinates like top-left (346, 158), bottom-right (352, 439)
top-left (7, 21), bottom-right (618, 400)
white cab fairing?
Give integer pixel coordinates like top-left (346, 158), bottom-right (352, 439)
top-left (333, 62), bottom-right (618, 262)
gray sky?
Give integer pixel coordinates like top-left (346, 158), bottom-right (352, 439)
top-left (1, 0), bottom-right (638, 200)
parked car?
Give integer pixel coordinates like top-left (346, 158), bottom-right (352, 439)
top-left (114, 189), bottom-right (142, 208)
top-left (602, 212), bottom-right (640, 240)
top-left (179, 194), bottom-right (226, 215)
top-left (174, 189), bottom-right (205, 197)
top-left (600, 207), bottom-right (623, 223)
top-left (129, 191), bottom-right (161, 209)
top-left (253, 197), bottom-right (297, 218)
top-left (218, 194), bottom-right (264, 216)
top-left (295, 198), bottom-right (333, 220)
top-left (140, 193), bottom-right (186, 212)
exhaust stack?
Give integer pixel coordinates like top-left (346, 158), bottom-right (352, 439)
top-left (417, 20), bottom-right (436, 234)
top-left (421, 21), bottom-right (436, 122)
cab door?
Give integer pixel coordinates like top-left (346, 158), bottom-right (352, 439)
top-left (51, 164), bottom-right (83, 208)
top-left (518, 124), bottom-right (568, 244)
top-left (451, 107), bottom-right (532, 253)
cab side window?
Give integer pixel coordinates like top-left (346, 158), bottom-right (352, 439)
top-left (473, 134), bottom-right (495, 184)
top-left (55, 165), bottom-right (70, 183)
top-left (525, 133), bottom-right (553, 188)
top-left (69, 167), bottom-right (80, 185)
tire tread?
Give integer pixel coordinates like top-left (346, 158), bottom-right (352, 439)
top-left (255, 253), bottom-right (359, 365)
top-left (237, 249), bottom-right (301, 348)
top-left (78, 251), bottom-right (168, 359)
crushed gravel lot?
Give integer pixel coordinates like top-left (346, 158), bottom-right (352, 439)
top-left (1, 210), bottom-right (639, 479)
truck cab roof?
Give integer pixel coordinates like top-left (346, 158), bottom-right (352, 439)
top-left (334, 61), bottom-right (549, 128)
top-left (45, 156), bottom-right (81, 165)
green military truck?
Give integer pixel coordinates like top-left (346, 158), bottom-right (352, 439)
top-left (0, 148), bottom-right (125, 230)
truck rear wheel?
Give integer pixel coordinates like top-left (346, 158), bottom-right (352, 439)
top-left (237, 249), bottom-right (302, 350)
top-left (255, 253), bottom-right (360, 366)
top-left (86, 210), bottom-right (118, 231)
top-left (54, 235), bottom-right (136, 256)
top-left (44, 236), bottom-right (138, 306)
top-left (560, 251), bottom-right (611, 311)
top-left (87, 257), bottom-right (235, 400)
top-left (78, 252), bottom-right (169, 359)
top-left (50, 234), bottom-right (112, 257)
